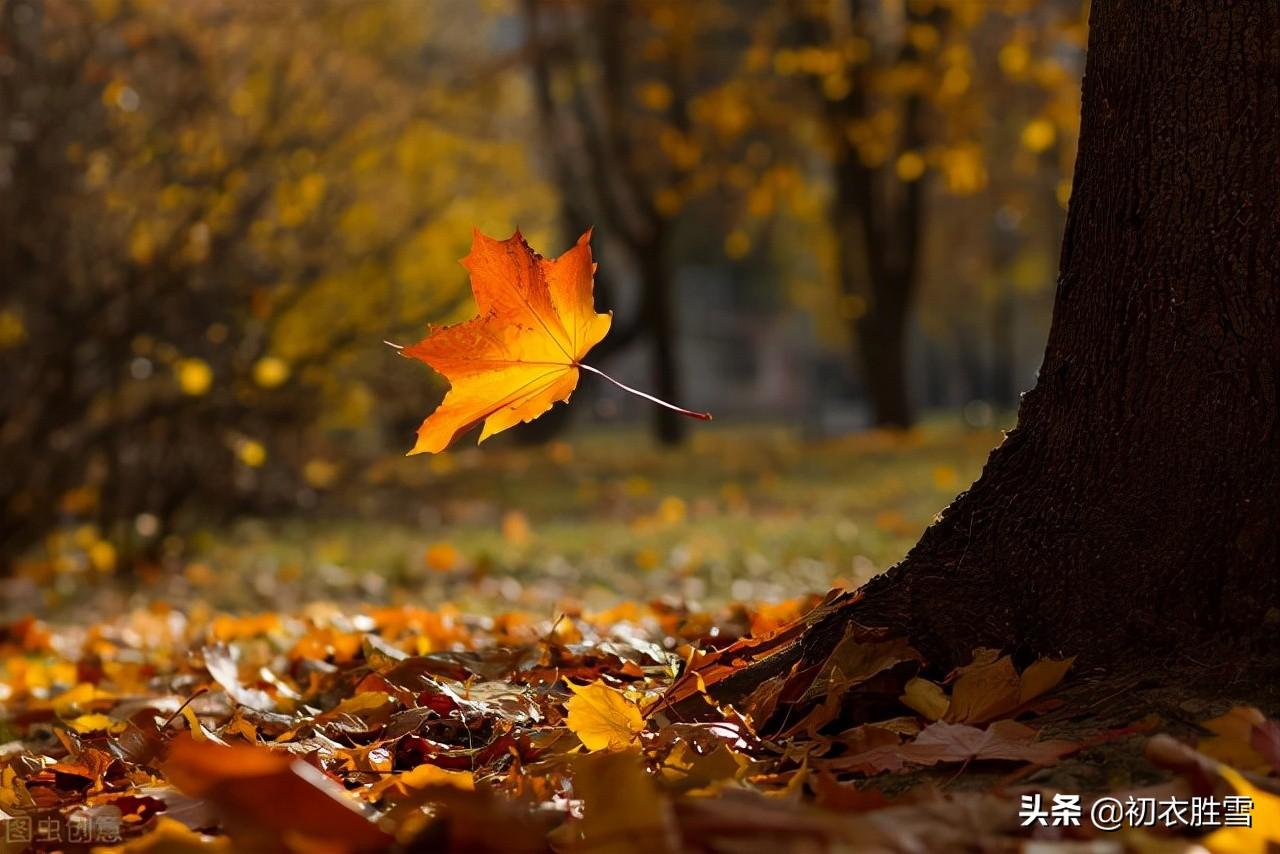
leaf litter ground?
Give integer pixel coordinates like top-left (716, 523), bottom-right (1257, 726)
top-left (3, 429), bottom-right (1279, 851)
top-left (3, 595), bottom-right (1280, 852)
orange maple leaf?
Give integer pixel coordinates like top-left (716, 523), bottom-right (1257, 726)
top-left (402, 229), bottom-right (611, 455)
top-left (402, 228), bottom-right (707, 454)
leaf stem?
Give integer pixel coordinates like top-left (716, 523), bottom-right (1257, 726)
top-left (578, 363), bottom-right (712, 421)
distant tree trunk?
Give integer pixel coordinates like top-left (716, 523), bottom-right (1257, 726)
top-left (638, 233), bottom-right (685, 444)
top-left (829, 157), bottom-right (921, 429)
top-left (816, 1), bottom-right (933, 430)
top-left (521, 0), bottom-right (689, 447)
top-left (988, 290), bottom-right (1017, 409)
top-left (850, 277), bottom-right (913, 429)
top-left (710, 0), bottom-right (1280, 696)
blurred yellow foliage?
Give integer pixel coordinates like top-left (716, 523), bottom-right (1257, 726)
top-left (238, 440), bottom-right (267, 468)
top-left (0, 310), bottom-right (26, 348)
top-left (174, 358), bottom-right (213, 396)
top-left (895, 151), bottom-right (926, 182)
top-left (1020, 118), bottom-right (1057, 153)
top-left (253, 357), bottom-right (290, 388)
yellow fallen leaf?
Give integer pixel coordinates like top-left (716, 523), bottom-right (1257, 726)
top-left (1018, 656), bottom-right (1075, 705)
top-left (566, 750), bottom-right (677, 853)
top-left (365, 764), bottom-right (474, 801)
top-left (91, 816), bottom-right (231, 853)
top-left (1205, 765), bottom-right (1280, 854)
top-left (52, 683), bottom-right (115, 717)
top-left (901, 677), bottom-right (949, 721)
top-left (64, 713), bottom-right (121, 734)
top-left (565, 679), bottom-right (645, 751)
top-left (1200, 707), bottom-right (1273, 774)
top-left (328, 691), bottom-right (394, 718)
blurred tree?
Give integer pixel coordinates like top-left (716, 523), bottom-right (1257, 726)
top-left (522, 0), bottom-right (688, 444)
top-left (0, 0), bottom-right (548, 568)
top-left (521, 0), bottom-right (778, 444)
top-left (769, 0), bottom-right (1083, 427)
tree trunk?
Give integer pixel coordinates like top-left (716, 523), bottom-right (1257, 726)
top-left (989, 290), bottom-right (1017, 410)
top-left (716, 0), bottom-right (1280, 697)
top-left (852, 297), bottom-right (913, 429)
top-left (639, 240), bottom-right (686, 446)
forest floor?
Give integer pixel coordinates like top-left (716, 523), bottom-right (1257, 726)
top-left (2, 422), bottom-right (1278, 852)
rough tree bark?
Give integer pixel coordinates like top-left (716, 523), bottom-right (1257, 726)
top-left (718, 0), bottom-right (1280, 698)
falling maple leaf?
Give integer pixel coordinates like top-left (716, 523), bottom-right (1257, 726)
top-left (400, 229), bottom-right (708, 454)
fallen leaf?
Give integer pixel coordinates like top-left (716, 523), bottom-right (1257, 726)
top-left (52, 683), bottom-right (115, 718)
top-left (402, 229), bottom-right (611, 454)
top-left (565, 679), bottom-right (645, 751)
top-left (50, 748), bottom-right (122, 793)
top-left (564, 750), bottom-right (678, 854)
top-left (797, 633), bottom-right (922, 703)
top-left (365, 764), bottom-right (475, 802)
top-left (901, 677), bottom-right (949, 721)
top-left (944, 651), bottom-right (1074, 724)
top-left (202, 646), bottom-right (275, 712)
top-left (659, 741), bottom-right (750, 792)
top-left (1204, 765), bottom-right (1280, 854)
top-left (944, 652), bottom-right (1020, 723)
top-left (91, 816), bottom-right (231, 853)
top-left (162, 733), bottom-right (390, 848)
top-left (1017, 656), bottom-right (1075, 705)
top-left (64, 713), bottom-right (122, 735)
top-left (899, 719), bottom-right (1079, 767)
top-left (810, 771), bottom-right (890, 813)
top-left (1199, 707), bottom-right (1280, 775)
top-left (823, 725), bottom-right (908, 776)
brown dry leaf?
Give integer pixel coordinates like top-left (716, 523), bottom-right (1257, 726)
top-left (564, 679), bottom-right (645, 751)
top-left (49, 748), bottom-right (121, 794)
top-left (943, 651), bottom-right (1020, 723)
top-left (656, 589), bottom-right (865, 716)
top-left (944, 650), bottom-right (1074, 724)
top-left (162, 733), bottom-right (391, 849)
top-left (898, 719), bottom-right (1080, 767)
top-left (823, 725), bottom-right (908, 776)
top-left (797, 632), bottom-right (922, 703)
top-left (809, 771), bottom-right (889, 813)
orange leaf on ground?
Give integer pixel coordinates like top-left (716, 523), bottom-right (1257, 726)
top-left (162, 733), bottom-right (390, 849)
top-left (402, 229), bottom-right (611, 454)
